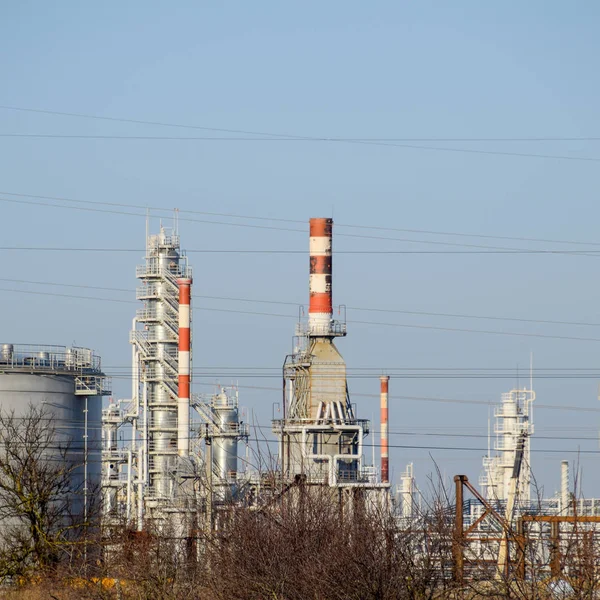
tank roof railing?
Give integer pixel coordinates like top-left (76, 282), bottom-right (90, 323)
top-left (0, 344), bottom-right (103, 374)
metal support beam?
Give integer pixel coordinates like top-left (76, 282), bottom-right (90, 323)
top-left (550, 521), bottom-right (561, 577)
top-left (515, 519), bottom-right (526, 580)
top-left (453, 475), bottom-right (465, 585)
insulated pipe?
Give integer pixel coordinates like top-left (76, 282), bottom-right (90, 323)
top-left (380, 375), bottom-right (390, 483)
top-left (177, 277), bottom-right (192, 457)
top-left (309, 218), bottom-right (333, 335)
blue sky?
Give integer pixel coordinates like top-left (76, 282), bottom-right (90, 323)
top-left (1, 1), bottom-right (600, 496)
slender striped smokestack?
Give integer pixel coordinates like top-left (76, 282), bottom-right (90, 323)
top-left (309, 218), bottom-right (333, 336)
top-left (177, 277), bottom-right (192, 457)
top-left (380, 375), bottom-right (390, 483)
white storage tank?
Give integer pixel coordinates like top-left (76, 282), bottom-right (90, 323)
top-left (0, 344), bottom-right (110, 514)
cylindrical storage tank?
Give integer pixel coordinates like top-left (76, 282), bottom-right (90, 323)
top-left (212, 392), bottom-right (238, 481)
top-left (0, 345), bottom-right (107, 520)
top-left (1, 344), bottom-right (14, 363)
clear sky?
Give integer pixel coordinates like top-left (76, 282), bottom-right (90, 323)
top-left (1, 1), bottom-right (600, 497)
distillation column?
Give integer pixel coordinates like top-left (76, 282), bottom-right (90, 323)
top-left (194, 386), bottom-right (249, 503)
top-left (133, 227), bottom-right (191, 501)
top-left (480, 388), bottom-right (535, 504)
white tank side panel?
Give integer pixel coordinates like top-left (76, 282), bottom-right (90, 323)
top-left (0, 372), bottom-right (103, 507)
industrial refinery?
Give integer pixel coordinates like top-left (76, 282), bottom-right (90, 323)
top-left (99, 217), bottom-right (388, 530)
top-left (1, 216), bottom-right (599, 589)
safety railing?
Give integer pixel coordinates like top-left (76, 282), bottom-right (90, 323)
top-left (0, 344), bottom-right (103, 374)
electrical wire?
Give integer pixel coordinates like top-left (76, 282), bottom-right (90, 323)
top-left (3, 189), bottom-right (600, 249)
top-left (3, 132), bottom-right (600, 163)
top-left (1, 104), bottom-right (600, 163)
top-left (3, 195), bottom-right (600, 255)
top-left (2, 278), bottom-right (600, 330)
top-left (2, 104), bottom-right (600, 142)
top-left (0, 277), bottom-right (600, 327)
top-left (2, 286), bottom-right (600, 342)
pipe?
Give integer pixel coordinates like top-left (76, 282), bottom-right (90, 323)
top-left (309, 218), bottom-right (333, 336)
top-left (453, 475), bottom-right (465, 585)
top-left (561, 460), bottom-right (569, 513)
top-left (380, 375), bottom-right (390, 483)
top-left (177, 277), bottom-right (192, 457)
top-left (131, 318), bottom-right (139, 453)
top-left (126, 449), bottom-right (132, 523)
top-left (137, 477), bottom-right (144, 531)
top-left (302, 424), bottom-right (363, 485)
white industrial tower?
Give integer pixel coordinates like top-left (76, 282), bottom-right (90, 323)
top-left (102, 223), bottom-right (249, 528)
top-left (480, 388), bottom-right (535, 504)
top-left (117, 224), bottom-right (193, 523)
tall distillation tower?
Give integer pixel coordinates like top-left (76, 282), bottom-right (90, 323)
top-left (130, 226), bottom-right (192, 505)
top-left (479, 388), bottom-right (535, 504)
top-left (272, 218), bottom-right (370, 486)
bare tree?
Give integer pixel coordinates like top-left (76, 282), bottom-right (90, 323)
top-left (0, 404), bottom-right (92, 581)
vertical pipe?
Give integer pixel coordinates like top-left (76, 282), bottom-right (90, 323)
top-left (516, 518), bottom-right (526, 580)
top-left (83, 395), bottom-right (89, 570)
top-left (126, 449), bottom-right (132, 523)
top-left (550, 521), bottom-right (561, 577)
top-left (561, 460), bottom-right (569, 514)
top-left (142, 379), bottom-right (148, 485)
top-left (308, 218), bottom-right (333, 336)
top-left (177, 277), bottom-right (192, 457)
top-left (453, 475), bottom-right (465, 586)
top-left (380, 375), bottom-right (390, 484)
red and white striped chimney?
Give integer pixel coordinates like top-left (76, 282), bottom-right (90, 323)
top-left (177, 277), bottom-right (192, 457)
top-left (380, 375), bottom-right (390, 483)
top-left (309, 218), bottom-right (333, 336)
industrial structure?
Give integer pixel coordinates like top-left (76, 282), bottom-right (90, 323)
top-left (0, 343), bottom-right (109, 514)
top-left (271, 218), bottom-right (386, 496)
top-left (95, 217), bottom-right (600, 585)
top-left (100, 224), bottom-right (249, 529)
top-left (479, 387), bottom-right (535, 504)
top-left (100, 218), bottom-right (389, 529)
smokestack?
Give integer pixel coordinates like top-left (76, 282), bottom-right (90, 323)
top-left (177, 277), bottom-right (192, 457)
top-left (309, 218), bottom-right (333, 336)
top-left (561, 460), bottom-right (569, 513)
top-left (380, 375), bottom-right (390, 483)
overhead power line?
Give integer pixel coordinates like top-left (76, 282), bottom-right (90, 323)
top-left (3, 196), bottom-right (600, 255)
top-left (0, 245), bottom-right (598, 255)
top-left (3, 133), bottom-right (600, 163)
top-left (2, 193), bottom-right (600, 255)
top-left (3, 189), bottom-right (600, 249)
top-left (3, 277), bottom-right (600, 329)
top-left (2, 286), bottom-right (600, 342)
top-left (0, 105), bottom-right (600, 142)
